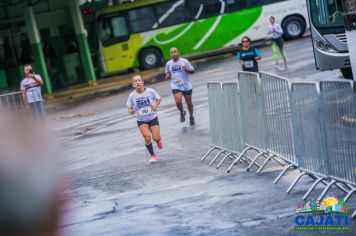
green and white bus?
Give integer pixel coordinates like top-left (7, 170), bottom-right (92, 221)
top-left (95, 0), bottom-right (309, 73)
top-left (306, 0), bottom-right (352, 78)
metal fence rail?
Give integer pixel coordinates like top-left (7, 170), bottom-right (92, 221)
top-left (0, 91), bottom-right (26, 113)
top-left (287, 81), bottom-right (330, 199)
top-left (226, 72), bottom-right (272, 173)
top-left (201, 82), bottom-right (226, 162)
top-left (260, 72), bottom-right (297, 174)
top-left (319, 81), bottom-right (356, 209)
top-left (203, 71), bottom-right (356, 219)
top-left (213, 82), bottom-right (245, 169)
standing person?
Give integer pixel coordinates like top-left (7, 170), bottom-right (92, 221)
top-left (127, 74), bottom-right (163, 163)
top-left (20, 64), bottom-right (46, 119)
top-left (267, 16), bottom-right (287, 67)
top-left (236, 36), bottom-right (261, 73)
top-left (165, 47), bottom-right (195, 125)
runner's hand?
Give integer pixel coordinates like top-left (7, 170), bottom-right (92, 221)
top-left (150, 104), bottom-right (157, 112)
top-left (128, 107), bottom-right (135, 115)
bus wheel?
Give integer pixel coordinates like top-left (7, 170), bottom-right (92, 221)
top-left (139, 48), bottom-right (162, 70)
top-left (282, 16), bottom-right (305, 40)
top-left (340, 67), bottom-right (353, 79)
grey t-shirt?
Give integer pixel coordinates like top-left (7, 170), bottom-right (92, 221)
top-left (20, 75), bottom-right (43, 103)
top-left (127, 88), bottom-right (160, 122)
top-left (165, 57), bottom-right (194, 91)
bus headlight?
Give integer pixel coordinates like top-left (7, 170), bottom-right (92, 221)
top-left (314, 39), bottom-right (338, 53)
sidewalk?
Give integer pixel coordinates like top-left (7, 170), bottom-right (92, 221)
top-left (45, 67), bottom-right (165, 112)
top-left (44, 53), bottom-right (233, 112)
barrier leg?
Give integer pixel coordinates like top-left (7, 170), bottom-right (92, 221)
top-left (274, 164), bottom-right (295, 184)
top-left (352, 209), bottom-right (356, 219)
top-left (216, 152), bottom-right (235, 169)
top-left (226, 147), bottom-right (250, 173)
top-left (209, 150), bottom-right (225, 166)
top-left (335, 182), bottom-right (351, 194)
top-left (256, 154), bottom-right (275, 174)
top-left (271, 156), bottom-right (286, 167)
top-left (246, 151), bottom-right (264, 172)
top-left (286, 172), bottom-right (308, 194)
top-left (318, 179), bottom-right (337, 201)
top-left (201, 147), bottom-right (218, 162)
top-left (302, 177), bottom-right (324, 200)
top-left (343, 187), bottom-right (356, 202)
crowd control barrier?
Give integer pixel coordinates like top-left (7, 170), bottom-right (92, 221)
top-left (203, 72), bottom-right (356, 218)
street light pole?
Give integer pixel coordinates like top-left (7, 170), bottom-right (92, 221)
top-left (341, 0), bottom-right (356, 80)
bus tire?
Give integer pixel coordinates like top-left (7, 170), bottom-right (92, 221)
top-left (340, 67), bottom-right (353, 79)
top-left (139, 48), bottom-right (162, 70)
top-left (282, 16), bottom-right (306, 40)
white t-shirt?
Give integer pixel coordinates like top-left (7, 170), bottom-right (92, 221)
top-left (20, 75), bottom-right (43, 103)
top-left (165, 57), bottom-right (194, 91)
top-left (126, 88), bottom-right (160, 122)
top-left (268, 23), bottom-right (284, 39)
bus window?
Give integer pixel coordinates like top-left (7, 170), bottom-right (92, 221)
top-left (98, 15), bottom-right (128, 46)
top-left (155, 1), bottom-right (192, 28)
top-left (128, 6), bottom-right (157, 33)
top-left (190, 0), bottom-right (224, 19)
top-left (311, 0), bottom-right (344, 27)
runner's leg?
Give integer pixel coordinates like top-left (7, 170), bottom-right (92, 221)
top-left (277, 38), bottom-right (287, 64)
top-left (150, 125), bottom-right (162, 149)
top-left (271, 41), bottom-right (279, 64)
top-left (174, 92), bottom-right (184, 113)
top-left (139, 124), bottom-right (154, 155)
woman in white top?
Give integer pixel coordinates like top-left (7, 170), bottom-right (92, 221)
top-left (127, 74), bottom-right (163, 163)
top-left (268, 16), bottom-right (287, 67)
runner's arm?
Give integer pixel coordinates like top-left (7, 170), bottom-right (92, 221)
top-left (151, 98), bottom-right (161, 112)
top-left (128, 107), bottom-right (135, 115)
top-left (236, 51), bottom-right (245, 66)
top-left (254, 48), bottom-right (262, 61)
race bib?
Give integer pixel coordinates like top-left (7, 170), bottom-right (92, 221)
top-left (245, 60), bottom-right (254, 68)
top-left (138, 106), bottom-right (152, 116)
top-left (174, 77), bottom-right (184, 86)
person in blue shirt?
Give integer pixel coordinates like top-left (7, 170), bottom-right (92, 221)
top-left (268, 16), bottom-right (287, 67)
top-left (236, 36), bottom-right (261, 73)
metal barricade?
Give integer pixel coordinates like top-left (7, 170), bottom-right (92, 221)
top-left (226, 72), bottom-right (273, 173)
top-left (201, 82), bottom-right (226, 162)
top-left (212, 82), bottom-right (245, 169)
top-left (318, 81), bottom-right (356, 210)
top-left (260, 72), bottom-right (296, 175)
top-left (286, 81), bottom-right (330, 198)
top-left (0, 91), bottom-right (27, 115)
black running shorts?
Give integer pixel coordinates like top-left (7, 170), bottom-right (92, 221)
top-left (137, 116), bottom-right (159, 127)
top-left (172, 89), bottom-right (193, 95)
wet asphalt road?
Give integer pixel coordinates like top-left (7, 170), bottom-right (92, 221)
top-left (53, 37), bottom-right (356, 235)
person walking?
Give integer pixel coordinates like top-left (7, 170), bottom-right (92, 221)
top-left (236, 36), bottom-right (261, 73)
top-left (127, 74), bottom-right (163, 163)
top-left (20, 64), bottom-right (46, 119)
top-left (267, 16), bottom-right (287, 67)
top-left (165, 47), bottom-right (196, 125)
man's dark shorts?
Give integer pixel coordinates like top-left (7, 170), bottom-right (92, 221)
top-left (172, 89), bottom-right (193, 95)
top-left (137, 116), bottom-right (159, 127)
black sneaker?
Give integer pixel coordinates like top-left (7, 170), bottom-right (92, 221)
top-left (180, 111), bottom-right (186, 122)
top-left (189, 117), bottom-right (195, 126)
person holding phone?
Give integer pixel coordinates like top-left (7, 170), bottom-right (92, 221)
top-left (20, 64), bottom-right (46, 119)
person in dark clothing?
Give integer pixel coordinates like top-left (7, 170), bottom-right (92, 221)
top-left (236, 36), bottom-right (261, 73)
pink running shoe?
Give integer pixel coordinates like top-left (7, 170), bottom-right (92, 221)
top-left (149, 154), bottom-right (157, 163)
top-left (157, 140), bottom-right (163, 150)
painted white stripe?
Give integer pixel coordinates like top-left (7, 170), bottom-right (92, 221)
top-left (152, 0), bottom-right (184, 29)
top-left (193, 0), bottom-right (225, 50)
top-left (153, 4), bottom-right (204, 45)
